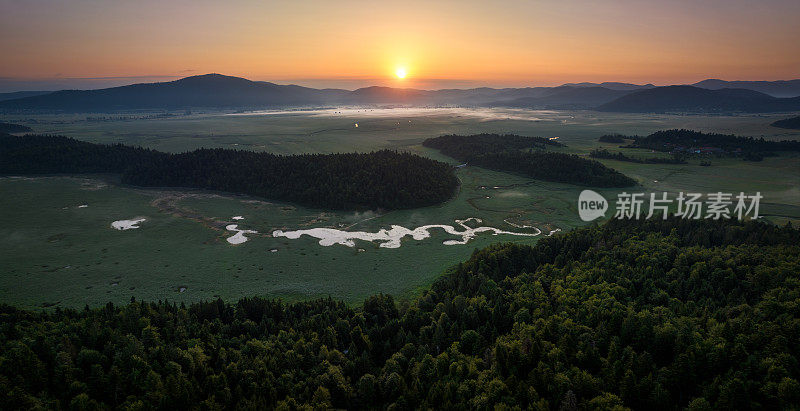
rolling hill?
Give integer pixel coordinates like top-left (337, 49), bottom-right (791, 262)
top-left (692, 79), bottom-right (800, 97)
top-left (495, 86), bottom-right (634, 108)
top-left (0, 75), bottom-right (557, 111)
top-left (0, 74), bottom-right (354, 111)
top-left (771, 116), bottom-right (800, 129)
top-left (561, 81), bottom-right (655, 90)
top-left (0, 90), bottom-right (52, 101)
top-left (596, 85), bottom-right (800, 113)
top-left (3, 74), bottom-right (800, 112)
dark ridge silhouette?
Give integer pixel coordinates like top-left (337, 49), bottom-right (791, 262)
top-left (4, 74), bottom-right (800, 112)
top-left (0, 74), bottom-right (353, 111)
top-left (0, 76), bottom-right (557, 111)
top-left (561, 81), bottom-right (655, 90)
top-left (692, 78), bottom-right (800, 97)
top-left (495, 86), bottom-right (634, 108)
top-left (0, 90), bottom-right (52, 101)
top-left (597, 85), bottom-right (800, 113)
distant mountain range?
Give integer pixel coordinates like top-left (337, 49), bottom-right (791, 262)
top-left (561, 82), bottom-right (656, 91)
top-left (0, 75), bottom-right (352, 111)
top-left (493, 86), bottom-right (634, 109)
top-left (0, 90), bottom-right (51, 102)
top-left (0, 75), bottom-right (607, 111)
top-left (691, 79), bottom-right (800, 98)
top-left (596, 86), bottom-right (800, 113)
top-left (1, 74), bottom-right (799, 113)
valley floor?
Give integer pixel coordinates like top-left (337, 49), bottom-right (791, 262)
top-left (1, 109), bottom-right (798, 308)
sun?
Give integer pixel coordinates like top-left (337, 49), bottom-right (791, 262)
top-left (395, 67), bottom-right (407, 79)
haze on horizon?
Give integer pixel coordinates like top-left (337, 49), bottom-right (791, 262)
top-left (1, 0), bottom-right (799, 92)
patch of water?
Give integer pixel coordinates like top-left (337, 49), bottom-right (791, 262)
top-left (273, 218), bottom-right (556, 249)
top-left (111, 218), bottom-right (146, 230)
top-left (226, 224), bottom-right (257, 245)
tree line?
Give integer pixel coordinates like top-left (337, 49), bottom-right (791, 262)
top-left (598, 134), bottom-right (633, 143)
top-left (0, 122), bottom-right (33, 133)
top-left (624, 129), bottom-right (800, 154)
top-left (2, 217), bottom-right (797, 409)
top-left (589, 148), bottom-right (687, 164)
top-left (423, 133), bottom-right (563, 159)
top-left (0, 134), bottom-right (459, 210)
top-left (770, 116), bottom-right (800, 130)
top-left (423, 134), bottom-right (637, 187)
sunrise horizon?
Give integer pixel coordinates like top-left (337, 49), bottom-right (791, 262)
top-left (2, 1), bottom-right (800, 408)
top-left (3, 0), bottom-right (799, 92)
top-left (3, 71), bottom-right (800, 93)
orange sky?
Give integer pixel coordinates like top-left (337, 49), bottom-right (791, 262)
top-left (1, 0), bottom-right (799, 90)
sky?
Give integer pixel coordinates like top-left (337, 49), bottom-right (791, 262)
top-left (1, 0), bottom-right (799, 92)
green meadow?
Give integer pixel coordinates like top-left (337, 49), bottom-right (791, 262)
top-left (2, 109), bottom-right (799, 309)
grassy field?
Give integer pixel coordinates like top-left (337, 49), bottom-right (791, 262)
top-left (1, 108), bottom-right (798, 309)
top-left (6, 108), bottom-right (800, 153)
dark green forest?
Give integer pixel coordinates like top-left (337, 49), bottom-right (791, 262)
top-left (771, 116), bottom-right (800, 130)
top-left (0, 122), bottom-right (33, 133)
top-left (423, 134), bottom-right (636, 187)
top-left (597, 134), bottom-right (632, 144)
top-left (624, 129), bottom-right (800, 154)
top-left (589, 148), bottom-right (687, 164)
top-left (0, 134), bottom-right (459, 210)
top-left (2, 218), bottom-right (798, 409)
top-left (422, 134), bottom-right (563, 159)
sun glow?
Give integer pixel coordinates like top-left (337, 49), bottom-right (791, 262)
top-left (395, 67), bottom-right (407, 79)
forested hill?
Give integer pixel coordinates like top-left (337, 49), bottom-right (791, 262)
top-left (0, 122), bottom-right (32, 133)
top-left (0, 134), bottom-right (458, 210)
top-left (692, 79), bottom-right (800, 98)
top-left (493, 86), bottom-right (632, 109)
top-left (597, 85), bottom-right (800, 113)
top-left (1, 218), bottom-right (798, 409)
top-left (627, 129), bottom-right (800, 153)
top-left (0, 74), bottom-right (350, 111)
top-left (771, 116), bottom-right (800, 130)
top-left (423, 134), bottom-right (636, 187)
top-left (423, 133), bottom-right (563, 159)
top-left (0, 90), bottom-right (51, 102)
